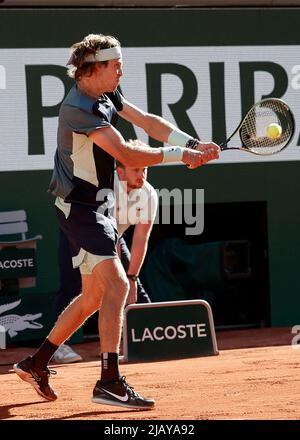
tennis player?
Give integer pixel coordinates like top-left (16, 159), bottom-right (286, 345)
top-left (13, 33), bottom-right (219, 409)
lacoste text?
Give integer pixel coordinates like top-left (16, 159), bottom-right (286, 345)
top-left (131, 323), bottom-right (207, 342)
top-left (0, 258), bottom-right (34, 269)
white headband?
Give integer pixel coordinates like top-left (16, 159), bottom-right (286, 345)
top-left (84, 46), bottom-right (122, 62)
top-left (67, 46), bottom-right (122, 66)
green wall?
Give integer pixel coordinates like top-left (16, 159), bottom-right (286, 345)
top-left (1, 8), bottom-right (300, 47)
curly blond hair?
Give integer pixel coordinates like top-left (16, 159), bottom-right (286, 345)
top-left (67, 34), bottom-right (120, 81)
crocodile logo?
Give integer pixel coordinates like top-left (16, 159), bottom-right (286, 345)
top-left (0, 299), bottom-right (43, 337)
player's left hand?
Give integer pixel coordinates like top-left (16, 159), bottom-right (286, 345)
top-left (183, 142), bottom-right (220, 169)
top-left (193, 141), bottom-right (220, 161)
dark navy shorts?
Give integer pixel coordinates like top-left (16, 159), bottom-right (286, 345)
top-left (55, 197), bottom-right (118, 274)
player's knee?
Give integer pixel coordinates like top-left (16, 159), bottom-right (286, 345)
top-left (109, 277), bottom-right (129, 302)
top-left (81, 294), bottom-right (101, 316)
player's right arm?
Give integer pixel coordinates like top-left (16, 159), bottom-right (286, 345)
top-left (88, 125), bottom-right (215, 169)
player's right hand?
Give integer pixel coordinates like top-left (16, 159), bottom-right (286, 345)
top-left (182, 142), bottom-right (220, 169)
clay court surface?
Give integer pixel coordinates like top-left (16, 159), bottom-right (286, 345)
top-left (1, 327), bottom-right (300, 421)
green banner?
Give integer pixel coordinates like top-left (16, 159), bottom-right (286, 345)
top-left (123, 300), bottom-right (218, 361)
top-left (0, 248), bottom-right (36, 279)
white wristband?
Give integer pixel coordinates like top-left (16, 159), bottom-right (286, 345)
top-left (167, 128), bottom-right (193, 147)
top-left (161, 146), bottom-right (185, 163)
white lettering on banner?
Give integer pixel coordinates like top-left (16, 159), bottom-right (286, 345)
top-left (1, 46), bottom-right (300, 172)
top-left (131, 323), bottom-right (207, 342)
top-left (0, 258), bottom-right (34, 269)
top-left (0, 65), bottom-right (6, 90)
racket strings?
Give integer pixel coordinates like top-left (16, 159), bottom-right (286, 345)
top-left (240, 101), bottom-right (293, 155)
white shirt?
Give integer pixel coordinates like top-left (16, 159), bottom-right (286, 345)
top-left (114, 171), bottom-right (158, 237)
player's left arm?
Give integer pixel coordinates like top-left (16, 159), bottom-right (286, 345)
top-left (118, 99), bottom-right (175, 143)
top-left (119, 99), bottom-right (220, 158)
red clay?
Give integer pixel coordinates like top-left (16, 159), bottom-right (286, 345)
top-left (1, 327), bottom-right (299, 420)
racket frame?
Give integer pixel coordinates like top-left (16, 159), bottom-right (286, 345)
top-left (220, 98), bottom-right (295, 155)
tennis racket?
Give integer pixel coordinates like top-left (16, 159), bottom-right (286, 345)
top-left (220, 98), bottom-right (295, 155)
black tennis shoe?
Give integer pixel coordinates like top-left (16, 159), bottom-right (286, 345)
top-left (13, 356), bottom-right (58, 401)
top-left (92, 376), bottom-right (155, 410)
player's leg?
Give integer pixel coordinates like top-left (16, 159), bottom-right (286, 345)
top-left (91, 257), bottom-right (155, 409)
top-left (93, 257), bottom-right (128, 353)
top-left (13, 273), bottom-right (102, 401)
top-left (20, 203), bottom-right (117, 367)
top-left (48, 273), bottom-right (103, 344)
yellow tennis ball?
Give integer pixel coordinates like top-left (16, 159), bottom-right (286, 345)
top-left (267, 123), bottom-right (282, 139)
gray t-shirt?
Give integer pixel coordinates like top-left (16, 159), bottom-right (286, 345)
top-left (48, 86), bottom-right (123, 207)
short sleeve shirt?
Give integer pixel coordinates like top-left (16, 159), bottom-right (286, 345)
top-left (48, 86), bottom-right (124, 207)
